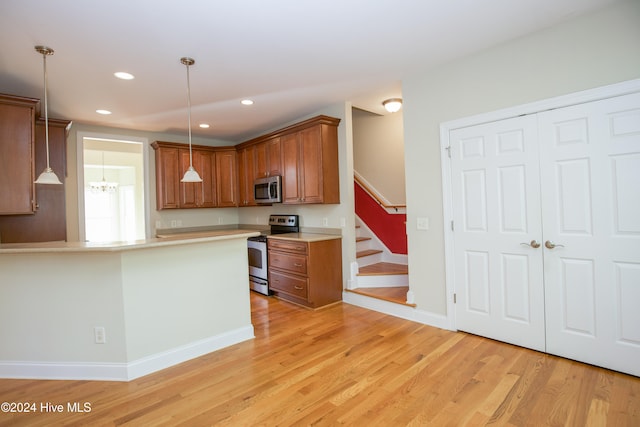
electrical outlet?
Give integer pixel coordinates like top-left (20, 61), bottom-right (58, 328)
top-left (218, 217), bottom-right (223, 225)
top-left (171, 220), bottom-right (177, 228)
top-left (322, 217), bottom-right (329, 227)
top-left (155, 220), bottom-right (162, 229)
top-left (94, 327), bottom-right (106, 344)
top-left (340, 217), bottom-right (346, 228)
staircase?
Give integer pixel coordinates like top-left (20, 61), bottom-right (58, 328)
top-left (349, 217), bottom-right (413, 306)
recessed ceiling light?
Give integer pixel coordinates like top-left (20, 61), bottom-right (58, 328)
top-left (96, 109), bottom-right (112, 115)
top-left (114, 72), bottom-right (134, 80)
top-left (199, 123), bottom-right (210, 129)
top-left (241, 99), bottom-right (254, 106)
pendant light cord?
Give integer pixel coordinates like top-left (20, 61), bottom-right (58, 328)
top-left (178, 56), bottom-right (201, 182)
top-left (42, 51), bottom-right (51, 170)
top-left (186, 61), bottom-right (193, 168)
top-left (101, 152), bottom-right (106, 181)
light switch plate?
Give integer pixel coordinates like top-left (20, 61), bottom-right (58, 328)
top-left (417, 217), bottom-right (429, 230)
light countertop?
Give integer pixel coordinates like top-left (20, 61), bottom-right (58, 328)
top-left (267, 232), bottom-right (342, 242)
top-left (0, 229), bottom-right (260, 254)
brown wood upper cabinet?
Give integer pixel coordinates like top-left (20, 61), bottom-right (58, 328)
top-left (0, 112), bottom-right (71, 243)
top-left (152, 141), bottom-right (237, 210)
top-left (237, 144), bottom-right (257, 206)
top-left (237, 115), bottom-right (340, 206)
top-left (215, 149), bottom-right (238, 207)
top-left (282, 118), bottom-right (340, 204)
top-left (254, 137), bottom-right (282, 179)
top-left (0, 94), bottom-right (38, 215)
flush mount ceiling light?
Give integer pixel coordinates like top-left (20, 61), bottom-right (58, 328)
top-left (114, 71), bottom-right (134, 80)
top-left (241, 99), bottom-right (254, 106)
top-left (199, 123), bottom-right (210, 129)
top-left (96, 109), bottom-right (112, 115)
top-left (180, 57), bottom-right (202, 183)
top-left (382, 98), bottom-right (403, 113)
top-left (34, 45), bottom-right (62, 185)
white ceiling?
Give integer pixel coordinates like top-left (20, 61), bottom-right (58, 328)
top-left (0, 0), bottom-right (618, 143)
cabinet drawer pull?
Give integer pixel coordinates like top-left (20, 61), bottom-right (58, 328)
top-left (293, 263), bottom-right (303, 267)
top-left (294, 285), bottom-right (303, 290)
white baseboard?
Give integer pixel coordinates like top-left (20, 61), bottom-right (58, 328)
top-left (0, 325), bottom-right (255, 382)
top-left (0, 361), bottom-right (129, 381)
top-left (343, 292), bottom-right (451, 331)
top-left (126, 325), bottom-right (255, 381)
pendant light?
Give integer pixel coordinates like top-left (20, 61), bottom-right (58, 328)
top-left (180, 57), bottom-right (202, 183)
top-left (34, 46), bottom-right (62, 185)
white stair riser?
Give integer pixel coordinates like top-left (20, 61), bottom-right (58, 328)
top-left (356, 239), bottom-right (373, 251)
top-left (356, 274), bottom-right (408, 288)
top-left (356, 252), bottom-right (383, 267)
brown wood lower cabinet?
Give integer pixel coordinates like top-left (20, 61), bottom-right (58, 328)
top-left (268, 237), bottom-right (342, 308)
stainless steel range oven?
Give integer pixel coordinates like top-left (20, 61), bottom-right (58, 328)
top-left (248, 214), bottom-right (299, 295)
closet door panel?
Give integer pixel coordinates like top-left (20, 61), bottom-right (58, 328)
top-left (539, 91), bottom-right (640, 377)
top-left (451, 114), bottom-right (545, 352)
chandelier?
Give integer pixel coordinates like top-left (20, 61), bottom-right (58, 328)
top-left (89, 152), bottom-right (118, 193)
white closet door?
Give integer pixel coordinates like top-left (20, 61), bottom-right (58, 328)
top-left (539, 92), bottom-right (640, 377)
top-left (450, 115), bottom-right (545, 351)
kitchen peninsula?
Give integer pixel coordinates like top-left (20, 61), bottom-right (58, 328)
top-left (0, 229), bottom-right (259, 381)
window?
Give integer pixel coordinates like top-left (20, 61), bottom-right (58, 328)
top-left (79, 134), bottom-right (147, 242)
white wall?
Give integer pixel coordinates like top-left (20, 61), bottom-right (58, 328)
top-left (402, 0), bottom-right (640, 315)
top-left (121, 239), bottom-right (253, 361)
top-left (352, 108), bottom-right (406, 204)
top-left (0, 252), bottom-right (128, 363)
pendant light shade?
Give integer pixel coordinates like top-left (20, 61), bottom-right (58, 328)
top-left (180, 57), bottom-right (202, 183)
top-left (34, 45), bottom-right (62, 185)
top-left (35, 167), bottom-right (62, 184)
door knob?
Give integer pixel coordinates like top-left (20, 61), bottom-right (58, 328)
top-left (520, 240), bottom-right (541, 248)
top-left (545, 240), bottom-right (565, 249)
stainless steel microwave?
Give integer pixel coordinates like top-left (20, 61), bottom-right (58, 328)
top-left (254, 175), bottom-right (282, 204)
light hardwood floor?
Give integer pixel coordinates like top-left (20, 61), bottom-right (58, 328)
top-left (1, 293), bottom-right (639, 426)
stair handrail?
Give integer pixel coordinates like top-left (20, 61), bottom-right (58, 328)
top-left (354, 175), bottom-right (406, 212)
